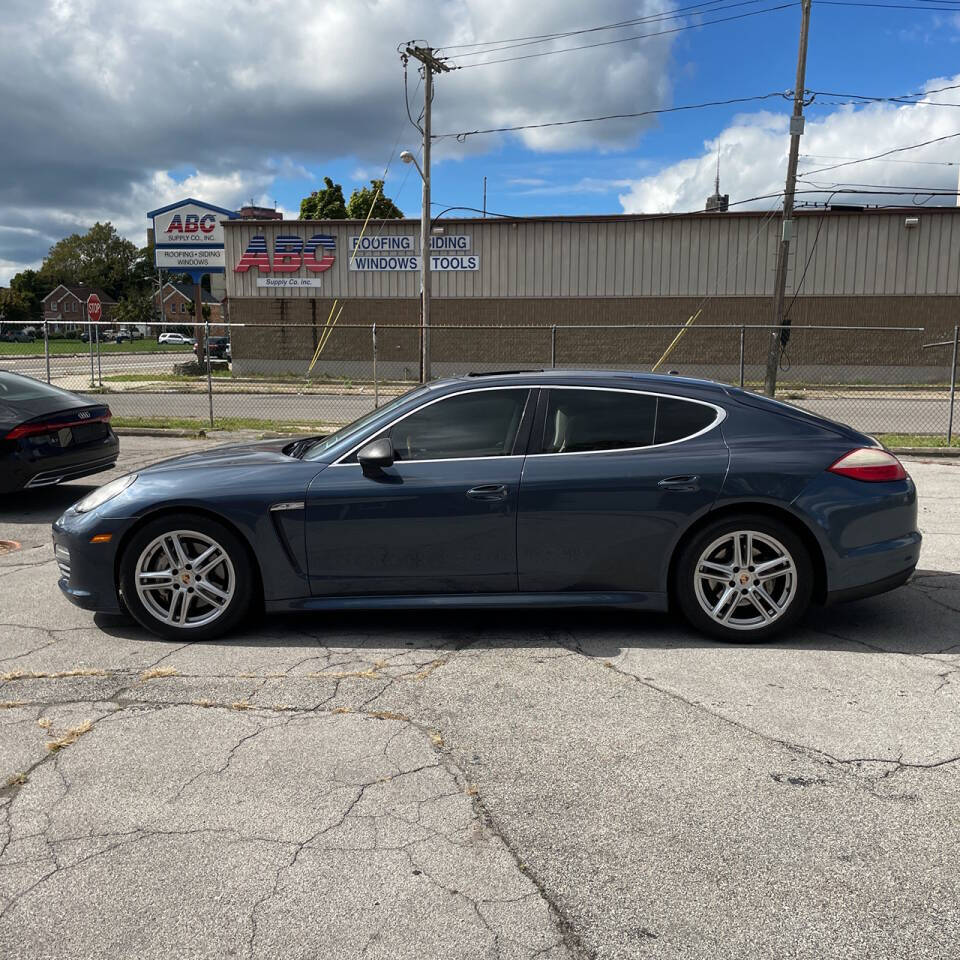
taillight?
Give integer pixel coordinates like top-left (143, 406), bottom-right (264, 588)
top-left (828, 448), bottom-right (907, 483)
top-left (5, 411), bottom-right (112, 441)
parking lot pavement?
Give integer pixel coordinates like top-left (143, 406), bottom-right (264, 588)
top-left (1, 438), bottom-right (957, 960)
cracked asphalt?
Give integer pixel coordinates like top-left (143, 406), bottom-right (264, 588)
top-left (1, 437), bottom-right (958, 960)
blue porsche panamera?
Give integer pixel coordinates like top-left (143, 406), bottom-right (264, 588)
top-left (51, 370), bottom-right (920, 643)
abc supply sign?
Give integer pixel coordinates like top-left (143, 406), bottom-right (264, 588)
top-left (233, 232), bottom-right (477, 287)
top-left (148, 199), bottom-right (237, 273)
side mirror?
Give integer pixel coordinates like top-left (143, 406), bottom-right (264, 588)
top-left (357, 436), bottom-right (394, 475)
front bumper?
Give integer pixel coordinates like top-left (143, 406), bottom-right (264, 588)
top-left (52, 510), bottom-right (128, 614)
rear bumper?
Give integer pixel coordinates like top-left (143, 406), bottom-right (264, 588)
top-left (2, 433), bottom-right (119, 492)
top-left (793, 472), bottom-right (921, 601)
top-left (826, 564), bottom-right (916, 605)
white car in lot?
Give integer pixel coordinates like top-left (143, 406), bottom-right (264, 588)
top-left (158, 332), bottom-right (196, 346)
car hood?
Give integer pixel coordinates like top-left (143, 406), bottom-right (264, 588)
top-left (137, 438), bottom-right (300, 474)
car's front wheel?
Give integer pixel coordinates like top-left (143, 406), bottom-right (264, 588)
top-left (674, 515), bottom-right (813, 642)
top-left (119, 515), bottom-right (253, 640)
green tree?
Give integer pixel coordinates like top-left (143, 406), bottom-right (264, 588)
top-left (8, 269), bottom-right (45, 323)
top-left (0, 287), bottom-right (33, 327)
top-left (112, 292), bottom-right (155, 329)
top-left (299, 177), bottom-right (347, 219)
top-left (38, 222), bottom-right (139, 299)
top-left (346, 179), bottom-right (404, 220)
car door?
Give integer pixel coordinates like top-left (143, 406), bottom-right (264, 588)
top-left (517, 387), bottom-right (729, 597)
top-left (306, 386), bottom-right (535, 596)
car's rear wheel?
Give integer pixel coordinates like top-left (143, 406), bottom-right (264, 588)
top-left (119, 515), bottom-right (252, 640)
top-left (675, 515), bottom-right (813, 642)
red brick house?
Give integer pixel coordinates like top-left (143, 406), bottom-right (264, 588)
top-left (42, 285), bottom-right (116, 333)
top-left (153, 282), bottom-right (224, 332)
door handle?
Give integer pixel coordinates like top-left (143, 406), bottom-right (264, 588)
top-left (467, 484), bottom-right (509, 501)
top-left (658, 475), bottom-right (700, 491)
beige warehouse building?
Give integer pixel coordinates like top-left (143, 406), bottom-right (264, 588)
top-left (221, 208), bottom-right (960, 383)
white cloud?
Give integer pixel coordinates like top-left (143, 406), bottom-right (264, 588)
top-left (619, 79), bottom-right (960, 213)
top-left (0, 0), bottom-right (677, 275)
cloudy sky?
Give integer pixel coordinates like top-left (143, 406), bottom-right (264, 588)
top-left (2, 0), bottom-right (960, 283)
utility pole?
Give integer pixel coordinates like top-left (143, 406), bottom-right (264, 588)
top-left (405, 44), bottom-right (451, 382)
top-left (763, 0), bottom-right (812, 397)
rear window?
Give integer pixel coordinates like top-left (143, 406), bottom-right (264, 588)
top-left (541, 389), bottom-right (718, 453)
top-left (654, 397), bottom-right (717, 444)
top-left (543, 389), bottom-right (657, 453)
top-left (0, 372), bottom-right (75, 403)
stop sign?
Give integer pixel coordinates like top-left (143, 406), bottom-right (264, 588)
top-left (86, 294), bottom-right (102, 323)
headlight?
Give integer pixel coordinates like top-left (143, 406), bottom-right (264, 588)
top-left (74, 474), bottom-right (138, 514)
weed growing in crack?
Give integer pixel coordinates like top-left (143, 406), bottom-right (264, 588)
top-left (45, 720), bottom-right (93, 753)
top-left (366, 710), bottom-right (410, 722)
top-left (412, 657), bottom-right (450, 681)
top-left (140, 667), bottom-right (179, 682)
top-left (2, 668), bottom-right (109, 681)
top-left (308, 659), bottom-right (388, 680)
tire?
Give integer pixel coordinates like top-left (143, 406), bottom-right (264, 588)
top-left (118, 514), bottom-right (254, 641)
top-left (674, 514), bottom-right (813, 643)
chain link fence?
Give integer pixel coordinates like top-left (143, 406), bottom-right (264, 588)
top-left (1, 320), bottom-right (957, 442)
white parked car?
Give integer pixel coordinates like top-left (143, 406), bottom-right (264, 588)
top-left (158, 332), bottom-right (195, 346)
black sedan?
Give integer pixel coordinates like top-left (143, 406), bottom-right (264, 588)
top-left (195, 336), bottom-right (230, 360)
top-left (1, 371), bottom-right (118, 492)
top-left (51, 370), bottom-right (920, 643)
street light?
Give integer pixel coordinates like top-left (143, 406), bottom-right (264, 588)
top-left (401, 148), bottom-right (431, 381)
top-left (400, 150), bottom-right (424, 181)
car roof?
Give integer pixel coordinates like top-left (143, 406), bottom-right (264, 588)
top-left (431, 369), bottom-right (733, 397)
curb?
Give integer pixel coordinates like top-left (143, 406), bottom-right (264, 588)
top-left (114, 427), bottom-right (206, 439)
top-left (890, 447), bottom-right (960, 458)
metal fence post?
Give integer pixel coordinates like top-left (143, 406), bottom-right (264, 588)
top-left (372, 323), bottom-right (379, 409)
top-left (550, 325), bottom-right (557, 369)
top-left (948, 324), bottom-right (959, 444)
top-left (205, 315), bottom-right (214, 429)
top-left (87, 313), bottom-right (94, 387)
top-left (738, 325), bottom-right (745, 389)
top-left (95, 324), bottom-right (102, 386)
top-left (43, 320), bottom-right (51, 383)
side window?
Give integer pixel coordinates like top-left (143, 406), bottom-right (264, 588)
top-left (388, 389), bottom-right (529, 461)
top-left (542, 389), bottom-right (657, 453)
top-left (654, 397), bottom-right (717, 444)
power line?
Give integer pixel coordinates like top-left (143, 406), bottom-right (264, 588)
top-left (801, 154), bottom-right (960, 166)
top-left (450, 4), bottom-right (798, 69)
top-left (806, 80), bottom-right (960, 108)
top-left (815, 1), bottom-right (960, 9)
top-left (435, 79), bottom-right (960, 144)
top-left (813, 81), bottom-right (960, 99)
top-left (798, 131), bottom-right (960, 176)
top-left (444, 1), bottom-right (773, 59)
top-left (433, 91), bottom-right (790, 141)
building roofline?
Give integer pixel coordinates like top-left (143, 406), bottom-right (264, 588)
top-left (223, 205), bottom-right (960, 228)
top-left (147, 197), bottom-right (239, 219)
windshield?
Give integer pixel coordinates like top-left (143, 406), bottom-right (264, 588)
top-left (301, 385), bottom-right (431, 460)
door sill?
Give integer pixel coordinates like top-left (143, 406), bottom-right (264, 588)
top-left (268, 591), bottom-right (668, 613)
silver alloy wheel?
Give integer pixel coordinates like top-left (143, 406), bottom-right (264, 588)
top-left (134, 530), bottom-right (236, 629)
top-left (692, 530), bottom-right (797, 631)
